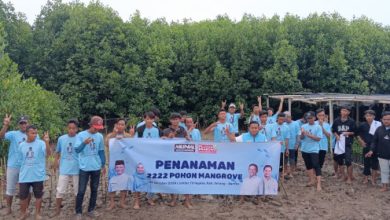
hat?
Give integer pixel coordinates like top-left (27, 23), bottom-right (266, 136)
top-left (340, 105), bottom-right (351, 111)
top-left (170, 113), bottom-right (181, 119)
top-left (18, 115), bottom-right (29, 124)
top-left (229, 103), bottom-right (236, 108)
top-left (364, 110), bottom-right (376, 116)
top-left (90, 116), bottom-right (104, 130)
top-left (305, 111), bottom-right (316, 118)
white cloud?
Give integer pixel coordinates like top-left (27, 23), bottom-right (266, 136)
top-left (6, 0), bottom-right (390, 25)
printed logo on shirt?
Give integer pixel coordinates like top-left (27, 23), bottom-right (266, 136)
top-left (198, 144), bottom-right (217, 154)
top-left (25, 146), bottom-right (36, 166)
top-left (174, 144), bottom-right (196, 152)
top-left (229, 115), bottom-right (234, 124)
top-left (337, 125), bottom-right (350, 132)
top-left (66, 142), bottom-right (74, 160)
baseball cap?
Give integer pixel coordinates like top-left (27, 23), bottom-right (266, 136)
top-left (229, 103), bottom-right (236, 108)
top-left (305, 111), bottom-right (316, 118)
top-left (364, 109), bottom-right (376, 116)
top-left (18, 115), bottom-right (29, 124)
top-left (90, 116), bottom-right (104, 130)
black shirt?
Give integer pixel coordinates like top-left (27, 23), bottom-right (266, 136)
top-left (357, 122), bottom-right (374, 147)
top-left (371, 126), bottom-right (390, 160)
top-left (162, 126), bottom-right (188, 138)
top-left (331, 117), bottom-right (356, 146)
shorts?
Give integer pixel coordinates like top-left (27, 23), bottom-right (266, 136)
top-left (56, 175), bottom-right (79, 198)
top-left (288, 149), bottom-right (297, 165)
top-left (334, 146), bottom-right (352, 167)
top-left (319, 150), bottom-right (327, 169)
top-left (302, 152), bottom-right (321, 176)
top-left (6, 167), bottom-right (20, 196)
top-left (19, 181), bottom-right (44, 200)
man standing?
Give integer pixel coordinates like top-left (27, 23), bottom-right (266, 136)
top-left (0, 114), bottom-right (30, 215)
top-left (75, 116), bottom-right (106, 219)
top-left (204, 109), bottom-right (234, 142)
top-left (264, 97), bottom-right (284, 125)
top-left (259, 111), bottom-right (277, 142)
top-left (221, 101), bottom-right (244, 136)
top-left (331, 106), bottom-right (356, 184)
top-left (162, 113), bottom-right (190, 208)
top-left (52, 119), bottom-right (80, 217)
top-left (366, 111), bottom-right (390, 191)
top-left (228, 121), bottom-right (266, 204)
top-left (300, 112), bottom-right (323, 191)
top-left (17, 125), bottom-right (50, 220)
top-left (185, 116), bottom-right (202, 141)
top-left (316, 109), bottom-right (331, 169)
top-left (274, 113), bottom-right (290, 178)
top-left (358, 110), bottom-right (380, 185)
top-left (284, 112), bottom-right (300, 174)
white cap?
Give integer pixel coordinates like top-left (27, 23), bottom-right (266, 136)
top-left (229, 103), bottom-right (236, 108)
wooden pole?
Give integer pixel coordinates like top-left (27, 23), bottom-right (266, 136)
top-left (356, 102), bottom-right (360, 124)
top-left (266, 96), bottom-right (270, 109)
top-left (288, 98), bottom-right (292, 113)
top-left (329, 100), bottom-right (334, 124)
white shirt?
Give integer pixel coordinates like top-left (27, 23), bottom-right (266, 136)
top-left (108, 173), bottom-right (132, 192)
top-left (240, 175), bottom-right (261, 195)
top-left (259, 177), bottom-right (278, 195)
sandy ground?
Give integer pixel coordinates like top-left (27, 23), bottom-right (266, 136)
top-left (0, 155), bottom-right (389, 220)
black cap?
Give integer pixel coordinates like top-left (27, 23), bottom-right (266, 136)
top-left (364, 110), bottom-right (376, 116)
top-left (18, 115), bottom-right (29, 124)
top-left (305, 111), bottom-right (316, 118)
top-left (170, 113), bottom-right (181, 119)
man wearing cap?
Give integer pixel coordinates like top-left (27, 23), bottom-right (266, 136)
top-left (221, 100), bottom-right (244, 136)
top-left (331, 106), bottom-right (356, 184)
top-left (357, 110), bottom-right (380, 185)
top-left (74, 116), bottom-right (106, 219)
top-left (0, 114), bottom-right (31, 215)
top-left (300, 111), bottom-right (323, 191)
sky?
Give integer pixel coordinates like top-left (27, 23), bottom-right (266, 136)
top-left (6, 0), bottom-right (390, 26)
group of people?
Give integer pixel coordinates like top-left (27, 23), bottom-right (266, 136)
top-left (1, 96), bottom-right (390, 219)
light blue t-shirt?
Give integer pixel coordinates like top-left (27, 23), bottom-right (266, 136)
top-left (189, 129), bottom-right (202, 141)
top-left (18, 139), bottom-right (46, 183)
top-left (179, 122), bottom-right (186, 130)
top-left (260, 123), bottom-right (277, 142)
top-left (301, 123), bottom-right (323, 153)
top-left (267, 114), bottom-right (278, 124)
top-left (214, 122), bottom-right (234, 142)
top-left (226, 113), bottom-right (241, 133)
top-left (75, 130), bottom-right (104, 171)
top-left (136, 127), bottom-right (160, 138)
top-left (4, 130), bottom-right (27, 168)
top-left (285, 121), bottom-right (301, 150)
top-left (274, 123), bottom-right (290, 152)
top-left (56, 134), bottom-right (79, 175)
top-left (315, 121), bottom-right (331, 152)
top-left (240, 132), bottom-right (267, 143)
top-left (248, 115), bottom-right (260, 124)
